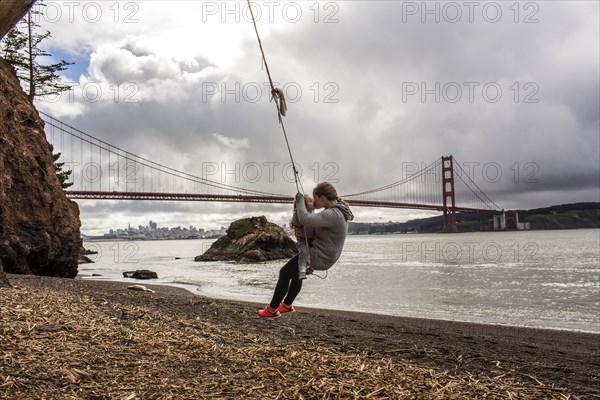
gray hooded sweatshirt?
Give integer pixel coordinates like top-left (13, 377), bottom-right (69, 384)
top-left (295, 193), bottom-right (354, 270)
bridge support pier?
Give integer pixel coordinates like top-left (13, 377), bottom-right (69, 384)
top-left (442, 156), bottom-right (457, 233)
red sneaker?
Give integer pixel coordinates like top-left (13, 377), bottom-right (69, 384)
top-left (277, 303), bottom-right (295, 314)
top-left (257, 306), bottom-right (280, 318)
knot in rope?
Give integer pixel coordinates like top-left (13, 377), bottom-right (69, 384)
top-left (270, 88), bottom-right (287, 118)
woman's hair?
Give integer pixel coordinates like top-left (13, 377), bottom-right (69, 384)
top-left (313, 182), bottom-right (349, 207)
top-left (289, 220), bottom-right (303, 240)
top-left (313, 182), bottom-right (338, 200)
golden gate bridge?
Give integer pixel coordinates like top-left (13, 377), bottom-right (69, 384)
top-left (41, 112), bottom-right (501, 232)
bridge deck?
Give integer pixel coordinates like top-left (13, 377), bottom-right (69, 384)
top-left (66, 191), bottom-right (499, 214)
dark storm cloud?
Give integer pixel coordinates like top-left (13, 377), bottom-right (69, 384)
top-left (38, 1), bottom-right (599, 232)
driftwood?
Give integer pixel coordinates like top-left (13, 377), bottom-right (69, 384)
top-left (0, 285), bottom-right (574, 399)
top-left (127, 285), bottom-right (155, 293)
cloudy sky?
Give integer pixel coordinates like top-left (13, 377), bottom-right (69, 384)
top-left (25, 0), bottom-right (599, 234)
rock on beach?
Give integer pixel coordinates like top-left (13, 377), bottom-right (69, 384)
top-left (195, 216), bottom-right (296, 263)
top-left (123, 270), bottom-right (158, 280)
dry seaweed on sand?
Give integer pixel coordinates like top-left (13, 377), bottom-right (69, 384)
top-left (1, 286), bottom-right (574, 399)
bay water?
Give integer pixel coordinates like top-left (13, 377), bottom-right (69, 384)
top-left (80, 229), bottom-right (600, 333)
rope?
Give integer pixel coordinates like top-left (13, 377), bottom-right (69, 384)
top-left (246, 0), bottom-right (303, 194)
top-left (246, 1), bottom-right (326, 280)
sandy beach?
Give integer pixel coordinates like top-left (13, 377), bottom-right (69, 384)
top-left (1, 275), bottom-right (598, 399)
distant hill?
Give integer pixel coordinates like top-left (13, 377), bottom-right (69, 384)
top-left (518, 203), bottom-right (600, 230)
top-left (348, 202), bottom-right (600, 234)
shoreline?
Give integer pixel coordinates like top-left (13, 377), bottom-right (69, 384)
top-left (3, 274), bottom-right (599, 398)
top-left (81, 227), bottom-right (600, 240)
top-left (77, 273), bottom-right (600, 335)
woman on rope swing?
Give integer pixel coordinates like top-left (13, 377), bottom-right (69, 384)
top-left (258, 182), bottom-right (354, 318)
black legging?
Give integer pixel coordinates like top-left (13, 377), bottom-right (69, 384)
top-left (269, 254), bottom-right (302, 309)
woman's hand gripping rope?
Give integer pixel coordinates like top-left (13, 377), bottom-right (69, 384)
top-left (295, 192), bottom-right (327, 280)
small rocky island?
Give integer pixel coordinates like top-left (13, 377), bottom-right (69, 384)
top-left (195, 216), bottom-right (296, 263)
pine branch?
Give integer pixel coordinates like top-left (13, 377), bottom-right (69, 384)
top-left (1, 0), bottom-right (74, 102)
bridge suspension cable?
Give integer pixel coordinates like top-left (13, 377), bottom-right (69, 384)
top-left (452, 157), bottom-right (501, 211)
top-left (342, 159), bottom-right (442, 198)
top-left (42, 112), bottom-right (501, 216)
top-left (41, 111), bottom-right (282, 197)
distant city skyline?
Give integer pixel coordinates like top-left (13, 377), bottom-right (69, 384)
top-left (82, 219), bottom-right (229, 240)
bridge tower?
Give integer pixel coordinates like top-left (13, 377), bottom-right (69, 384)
top-left (441, 155), bottom-right (457, 233)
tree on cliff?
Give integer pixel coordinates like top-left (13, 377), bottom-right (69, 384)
top-left (54, 153), bottom-right (73, 189)
top-left (0, 0), bottom-right (73, 102)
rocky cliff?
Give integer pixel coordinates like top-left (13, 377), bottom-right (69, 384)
top-left (195, 216), bottom-right (297, 263)
top-left (0, 58), bottom-right (81, 278)
top-left (0, 0), bottom-right (36, 38)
